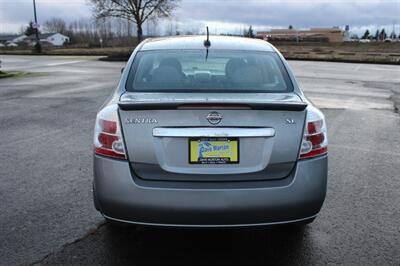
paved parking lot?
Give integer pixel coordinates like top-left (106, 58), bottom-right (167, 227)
top-left (0, 55), bottom-right (399, 265)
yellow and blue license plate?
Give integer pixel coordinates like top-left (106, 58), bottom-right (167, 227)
top-left (189, 138), bottom-right (239, 164)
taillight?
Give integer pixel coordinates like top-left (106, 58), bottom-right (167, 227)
top-left (299, 105), bottom-right (328, 159)
top-left (94, 105), bottom-right (126, 159)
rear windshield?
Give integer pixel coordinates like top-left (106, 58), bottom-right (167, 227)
top-left (126, 50), bottom-right (293, 93)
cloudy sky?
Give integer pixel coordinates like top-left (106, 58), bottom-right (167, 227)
top-left (0, 0), bottom-right (399, 35)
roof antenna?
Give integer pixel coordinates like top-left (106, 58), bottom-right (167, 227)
top-left (204, 26), bottom-right (211, 47)
top-left (204, 26), bottom-right (211, 61)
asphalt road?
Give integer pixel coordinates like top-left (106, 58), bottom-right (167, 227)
top-left (0, 55), bottom-right (399, 266)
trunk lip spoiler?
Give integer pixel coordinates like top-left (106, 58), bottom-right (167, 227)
top-left (118, 92), bottom-right (307, 111)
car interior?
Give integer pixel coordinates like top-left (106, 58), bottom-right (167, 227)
top-left (131, 52), bottom-right (289, 92)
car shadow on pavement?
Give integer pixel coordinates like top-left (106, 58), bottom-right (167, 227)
top-left (39, 222), bottom-right (315, 265)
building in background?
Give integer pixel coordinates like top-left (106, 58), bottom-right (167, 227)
top-left (0, 33), bottom-right (70, 47)
top-left (26, 33), bottom-right (70, 46)
top-left (257, 27), bottom-right (350, 43)
top-left (0, 35), bottom-right (27, 47)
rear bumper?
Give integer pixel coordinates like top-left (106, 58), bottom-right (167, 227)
top-left (93, 155), bottom-right (327, 227)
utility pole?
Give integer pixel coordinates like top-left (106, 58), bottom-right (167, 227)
top-left (33, 0), bottom-right (41, 53)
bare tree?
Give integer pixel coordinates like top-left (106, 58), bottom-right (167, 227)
top-left (88, 0), bottom-right (180, 43)
top-left (44, 17), bottom-right (68, 34)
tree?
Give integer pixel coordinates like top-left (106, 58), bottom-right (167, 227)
top-left (88, 0), bottom-right (180, 44)
top-left (24, 21), bottom-right (39, 36)
top-left (362, 29), bottom-right (370, 39)
top-left (244, 25), bottom-right (255, 38)
top-left (379, 28), bottom-right (386, 41)
top-left (288, 25), bottom-right (293, 30)
top-left (44, 17), bottom-right (67, 34)
top-left (374, 30), bottom-right (379, 40)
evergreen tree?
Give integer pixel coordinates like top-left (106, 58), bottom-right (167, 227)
top-left (24, 21), bottom-right (38, 36)
top-left (244, 25), bottom-right (255, 38)
top-left (379, 29), bottom-right (387, 40)
top-left (362, 29), bottom-right (370, 39)
top-left (374, 30), bottom-right (379, 40)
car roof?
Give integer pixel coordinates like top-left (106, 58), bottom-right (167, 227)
top-left (139, 35), bottom-right (275, 52)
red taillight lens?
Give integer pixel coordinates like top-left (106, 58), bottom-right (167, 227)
top-left (97, 132), bottom-right (119, 149)
top-left (94, 106), bottom-right (126, 159)
top-left (306, 131), bottom-right (325, 146)
top-left (307, 120), bottom-right (322, 134)
top-left (99, 119), bottom-right (117, 134)
top-left (299, 106), bottom-right (328, 160)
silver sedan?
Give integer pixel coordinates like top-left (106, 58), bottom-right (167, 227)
top-left (93, 36), bottom-right (328, 227)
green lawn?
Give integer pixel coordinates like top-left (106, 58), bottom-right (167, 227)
top-left (0, 71), bottom-right (31, 79)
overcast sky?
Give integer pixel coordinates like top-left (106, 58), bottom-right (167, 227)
top-left (0, 0), bottom-right (399, 35)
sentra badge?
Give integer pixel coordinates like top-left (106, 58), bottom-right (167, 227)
top-left (125, 117), bottom-right (158, 124)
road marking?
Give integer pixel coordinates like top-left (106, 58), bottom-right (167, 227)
top-left (27, 82), bottom-right (116, 98)
top-left (46, 60), bottom-right (83, 67)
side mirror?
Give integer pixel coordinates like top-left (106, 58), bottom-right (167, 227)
top-left (121, 67), bottom-right (124, 74)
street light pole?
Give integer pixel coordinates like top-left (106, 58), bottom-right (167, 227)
top-left (33, 0), bottom-right (41, 53)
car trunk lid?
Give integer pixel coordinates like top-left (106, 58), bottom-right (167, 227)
top-left (119, 92), bottom-right (306, 182)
